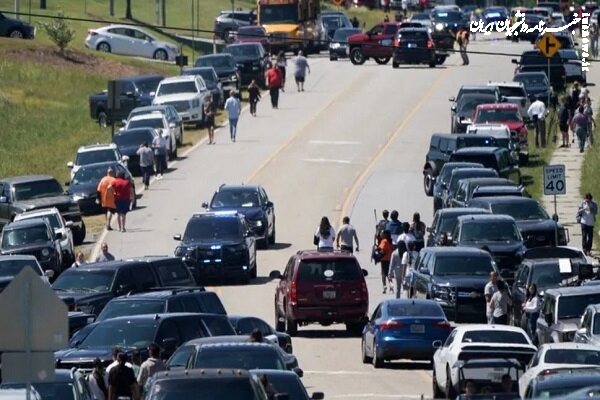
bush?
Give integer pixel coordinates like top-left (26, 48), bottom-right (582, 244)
top-left (40, 12), bottom-right (76, 54)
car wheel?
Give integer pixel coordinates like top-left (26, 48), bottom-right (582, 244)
top-left (372, 341), bottom-right (384, 368)
top-left (445, 366), bottom-right (456, 399)
top-left (153, 49), bottom-right (168, 61)
top-left (269, 223), bottom-right (276, 245)
top-left (374, 57), bottom-right (390, 65)
top-left (361, 339), bottom-right (372, 364)
top-left (96, 42), bottom-right (111, 53)
top-left (350, 47), bottom-right (366, 65)
top-left (8, 29), bottom-right (24, 39)
top-left (72, 221), bottom-right (86, 246)
top-left (286, 315), bottom-right (298, 336)
top-left (97, 110), bottom-right (108, 128)
top-left (392, 61), bottom-right (399, 68)
top-left (275, 306), bottom-right (286, 332)
top-left (435, 55), bottom-right (447, 65)
top-left (429, 61), bottom-right (436, 68)
top-left (432, 364), bottom-right (444, 399)
top-left (423, 169), bottom-right (434, 196)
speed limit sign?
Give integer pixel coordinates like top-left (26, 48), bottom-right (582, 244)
top-left (543, 164), bottom-right (566, 195)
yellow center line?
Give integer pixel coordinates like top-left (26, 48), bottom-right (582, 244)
top-left (338, 67), bottom-right (452, 227)
top-left (245, 70), bottom-right (369, 184)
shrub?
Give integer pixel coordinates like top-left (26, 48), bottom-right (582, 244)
top-left (40, 12), bottom-right (75, 54)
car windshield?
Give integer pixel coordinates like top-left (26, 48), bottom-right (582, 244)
top-left (460, 220), bottom-right (521, 242)
top-left (238, 27), bottom-right (265, 38)
top-left (333, 29), bottom-right (361, 41)
top-left (435, 256), bottom-right (493, 276)
top-left (560, 50), bottom-right (578, 61)
top-left (297, 259), bottom-right (361, 282)
top-left (211, 190), bottom-right (259, 208)
top-left (147, 378), bottom-right (257, 400)
top-left (1, 226), bottom-right (50, 248)
top-left (594, 314), bottom-right (600, 335)
top-left (52, 269), bottom-right (115, 292)
top-left (387, 302), bottom-right (444, 317)
top-left (79, 319), bottom-right (158, 348)
top-left (18, 213), bottom-right (61, 230)
top-left (97, 300), bottom-right (165, 321)
top-left (490, 202), bottom-right (549, 221)
top-left (412, 13), bottom-right (430, 20)
top-left (498, 86), bottom-right (526, 98)
top-left (157, 81), bottom-right (197, 96)
top-left (558, 294), bottom-right (600, 319)
top-left (13, 179), bottom-right (63, 201)
top-left (475, 109), bottom-right (522, 123)
top-left (75, 149), bottom-right (117, 166)
top-left (458, 96), bottom-right (498, 113)
top-left (195, 348), bottom-right (284, 370)
top-left (462, 330), bottom-right (529, 344)
top-left (135, 78), bottom-right (163, 94)
top-left (514, 74), bottom-right (547, 88)
top-left (0, 259), bottom-right (42, 277)
top-left (433, 11), bottom-right (463, 21)
top-left (224, 45), bottom-right (260, 58)
top-left (193, 70), bottom-right (216, 84)
top-left (544, 349), bottom-right (600, 364)
top-left (323, 16), bottom-right (344, 28)
top-left (264, 375), bottom-right (306, 400)
top-left (184, 218), bottom-right (242, 242)
top-left (127, 118), bottom-right (165, 130)
top-left (0, 382), bottom-right (76, 400)
top-left (439, 213), bottom-right (483, 234)
top-left (72, 165), bottom-right (114, 185)
top-left (195, 56), bottom-right (234, 69)
top-left (113, 130), bottom-right (155, 147)
top-left (259, 4), bottom-right (298, 24)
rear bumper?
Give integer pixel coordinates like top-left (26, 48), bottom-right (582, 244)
top-left (289, 304), bottom-right (368, 324)
top-left (186, 261), bottom-right (251, 283)
top-left (393, 49), bottom-right (436, 64)
top-left (378, 338), bottom-right (439, 360)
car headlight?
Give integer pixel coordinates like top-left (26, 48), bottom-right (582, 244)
top-left (71, 194), bottom-right (88, 202)
top-left (231, 75), bottom-right (238, 81)
top-left (435, 23), bottom-right (444, 31)
top-left (461, 118), bottom-right (472, 125)
top-left (250, 220), bottom-right (263, 227)
top-left (432, 285), bottom-right (452, 301)
top-left (41, 248), bottom-right (50, 257)
top-left (331, 42), bottom-right (340, 49)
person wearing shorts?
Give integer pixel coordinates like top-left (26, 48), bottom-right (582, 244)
top-left (558, 96), bottom-right (570, 147)
top-left (293, 50), bottom-right (310, 92)
top-left (112, 171), bottom-right (132, 232)
top-left (97, 167), bottom-right (116, 230)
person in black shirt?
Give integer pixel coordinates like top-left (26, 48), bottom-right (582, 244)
top-left (108, 353), bottom-right (140, 400)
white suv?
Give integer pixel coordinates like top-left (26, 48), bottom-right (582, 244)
top-left (488, 81), bottom-right (530, 121)
top-left (153, 75), bottom-right (209, 129)
top-left (13, 207), bottom-right (75, 266)
top-left (67, 143), bottom-right (128, 179)
top-left (124, 113), bottom-right (178, 158)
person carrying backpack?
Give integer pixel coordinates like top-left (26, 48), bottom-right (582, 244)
top-left (385, 210), bottom-right (403, 245)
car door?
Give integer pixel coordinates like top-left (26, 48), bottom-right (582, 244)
top-left (364, 24), bottom-right (384, 57)
top-left (375, 24), bottom-right (397, 57)
top-left (130, 264), bottom-right (159, 291)
top-left (413, 252), bottom-right (432, 298)
top-left (536, 296), bottom-right (555, 345)
top-left (364, 305), bottom-right (382, 355)
top-left (427, 214), bottom-right (439, 246)
top-left (574, 308), bottom-right (592, 343)
top-left (452, 182), bottom-right (468, 208)
top-left (131, 28), bottom-right (155, 58)
top-left (105, 27), bottom-right (129, 54)
top-left (434, 329), bottom-right (457, 388)
top-left (277, 257), bottom-right (294, 315)
top-left (119, 28), bottom-right (147, 57)
top-left (512, 264), bottom-right (529, 321)
top-left (156, 319), bottom-right (183, 358)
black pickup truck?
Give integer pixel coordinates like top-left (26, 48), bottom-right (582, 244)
top-left (88, 75), bottom-right (164, 127)
top-left (513, 50), bottom-right (566, 92)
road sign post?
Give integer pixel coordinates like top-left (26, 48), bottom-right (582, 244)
top-left (536, 33), bottom-right (562, 110)
top-left (544, 164), bottom-right (566, 245)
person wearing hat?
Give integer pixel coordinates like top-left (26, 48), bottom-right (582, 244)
top-left (527, 95), bottom-right (547, 147)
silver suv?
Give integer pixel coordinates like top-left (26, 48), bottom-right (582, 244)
top-left (213, 10), bottom-right (256, 41)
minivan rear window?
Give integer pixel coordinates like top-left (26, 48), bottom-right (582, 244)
top-left (297, 259), bottom-right (361, 281)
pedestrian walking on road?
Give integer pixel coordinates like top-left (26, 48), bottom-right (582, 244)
top-left (224, 90), bottom-right (242, 142)
top-left (490, 280), bottom-right (512, 325)
top-left (276, 51), bottom-right (287, 91)
top-left (137, 343), bottom-right (165, 394)
top-left (88, 358), bottom-right (108, 400)
top-left (378, 230), bottom-right (394, 294)
top-left (108, 353), bottom-right (140, 400)
top-left (528, 95), bottom-right (547, 147)
top-left (203, 93), bottom-right (216, 144)
top-left (401, 241), bottom-right (418, 297)
top-left (375, 209), bottom-right (389, 240)
top-left (385, 210), bottom-right (403, 245)
top-left (151, 134), bottom-right (168, 179)
top-left (390, 245), bottom-right (404, 299)
top-left (266, 64), bottom-right (282, 108)
top-left (96, 242), bottom-right (115, 262)
top-left (522, 283), bottom-right (541, 341)
top-left (484, 271), bottom-right (498, 324)
top-left (136, 142), bottom-right (154, 189)
top-left (314, 216), bottom-right (336, 251)
top-left (351, 16), bottom-right (360, 28)
top-left (336, 216), bottom-right (360, 253)
top-left (559, 96), bottom-right (570, 147)
top-left (573, 105), bottom-right (589, 153)
top-left (97, 168), bottom-right (116, 230)
top-left (112, 171), bottom-right (132, 232)
top-left (293, 51), bottom-right (310, 92)
top-left (401, 0), bottom-right (408, 19)
top-left (584, 97), bottom-right (594, 146)
top-left (410, 212), bottom-right (426, 251)
top-left (578, 193), bottom-right (598, 255)
top-left (248, 80), bottom-right (261, 117)
top-left (455, 27), bottom-right (469, 65)
top-left (397, 222), bottom-right (416, 251)
top-left (71, 251), bottom-right (87, 268)
top-left (591, 23), bottom-right (599, 58)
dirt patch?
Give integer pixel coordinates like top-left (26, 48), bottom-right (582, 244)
top-left (5, 47), bottom-right (157, 78)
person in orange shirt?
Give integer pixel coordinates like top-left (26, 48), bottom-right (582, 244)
top-left (378, 230), bottom-right (394, 294)
top-left (97, 167), bottom-right (116, 230)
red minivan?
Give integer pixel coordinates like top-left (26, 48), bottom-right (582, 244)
top-left (271, 250), bottom-right (369, 336)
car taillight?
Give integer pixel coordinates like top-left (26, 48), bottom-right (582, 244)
top-left (432, 320), bottom-right (452, 330)
top-left (290, 281), bottom-right (297, 306)
top-left (360, 281), bottom-right (368, 302)
top-left (427, 39), bottom-right (434, 48)
top-left (393, 38), bottom-right (399, 47)
top-left (87, 30), bottom-right (97, 36)
top-left (380, 320), bottom-right (405, 331)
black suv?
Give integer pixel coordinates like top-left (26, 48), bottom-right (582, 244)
top-left (51, 257), bottom-right (196, 315)
top-left (449, 147), bottom-right (521, 184)
top-left (443, 167), bottom-right (499, 209)
top-left (410, 247), bottom-right (499, 322)
top-left (213, 9), bottom-right (257, 41)
top-left (203, 184), bottom-right (275, 249)
top-left (423, 134), bottom-right (499, 196)
top-left (512, 50), bottom-right (566, 91)
top-left (430, 10), bottom-right (467, 64)
top-left (467, 196), bottom-right (568, 247)
top-left (223, 43), bottom-right (268, 87)
top-left (449, 177), bottom-right (517, 208)
top-left (0, 11), bottom-right (35, 38)
top-left (451, 214), bottom-right (526, 281)
top-left (194, 54), bottom-right (241, 98)
top-left (392, 28), bottom-right (436, 68)
top-left (426, 207), bottom-right (491, 247)
top-left (174, 211), bottom-right (257, 283)
top-left (0, 218), bottom-right (64, 274)
top-left (0, 175), bottom-right (85, 245)
top-left (431, 162), bottom-right (483, 210)
top-left (55, 313), bottom-right (235, 369)
top-left (96, 287), bottom-right (226, 322)
top-left (451, 93), bottom-right (498, 133)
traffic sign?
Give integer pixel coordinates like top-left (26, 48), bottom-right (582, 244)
top-left (544, 164), bottom-right (566, 195)
top-left (537, 33), bottom-right (562, 58)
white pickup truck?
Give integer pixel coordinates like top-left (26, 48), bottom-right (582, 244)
top-left (152, 75), bottom-right (209, 128)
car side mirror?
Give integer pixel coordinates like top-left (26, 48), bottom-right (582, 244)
top-left (269, 270), bottom-right (282, 279)
top-left (173, 234), bottom-right (182, 241)
top-left (0, 196), bottom-right (7, 204)
top-left (293, 367), bottom-right (304, 378)
top-left (67, 161), bottom-right (74, 169)
top-left (121, 155), bottom-right (129, 162)
top-left (201, 202), bottom-right (208, 208)
top-left (311, 393), bottom-right (325, 400)
top-left (44, 270), bottom-right (55, 279)
top-left (432, 340), bottom-right (443, 349)
top-left (125, 91), bottom-right (135, 98)
top-left (65, 221), bottom-right (74, 228)
top-left (451, 105), bottom-right (457, 112)
top-left (266, 201), bottom-right (274, 208)
top-left (55, 231), bottom-right (63, 240)
top-left (362, 269), bottom-right (369, 277)
top-left (448, 96), bottom-right (455, 102)
top-left (576, 327), bottom-right (587, 336)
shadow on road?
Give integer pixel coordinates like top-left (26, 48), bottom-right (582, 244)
top-left (296, 329), bottom-right (360, 339)
top-left (267, 242), bottom-right (292, 251)
top-left (378, 360), bottom-right (432, 371)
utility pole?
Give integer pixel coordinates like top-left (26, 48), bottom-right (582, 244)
top-left (155, 0), bottom-right (160, 25)
top-left (161, 0), bottom-right (166, 27)
top-left (14, 0), bottom-right (20, 19)
top-left (125, 0), bottom-right (132, 19)
top-left (109, 0), bottom-right (114, 17)
top-left (191, 0), bottom-right (195, 61)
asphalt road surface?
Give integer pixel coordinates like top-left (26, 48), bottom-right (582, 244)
top-left (102, 34), bottom-right (599, 399)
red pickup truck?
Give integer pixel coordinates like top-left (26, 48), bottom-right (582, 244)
top-left (347, 22), bottom-right (402, 65)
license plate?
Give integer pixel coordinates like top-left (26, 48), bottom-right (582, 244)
top-left (408, 43), bottom-right (416, 48)
top-left (410, 324), bottom-right (425, 333)
top-left (323, 290), bottom-right (336, 299)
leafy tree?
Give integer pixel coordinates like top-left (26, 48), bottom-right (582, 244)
top-left (40, 12), bottom-right (75, 54)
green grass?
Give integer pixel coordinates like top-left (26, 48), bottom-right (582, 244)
top-left (580, 115), bottom-right (600, 250)
top-left (520, 119), bottom-right (557, 201)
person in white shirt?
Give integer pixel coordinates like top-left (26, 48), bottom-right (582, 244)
top-left (106, 347), bottom-right (134, 375)
top-left (527, 96), bottom-right (547, 147)
top-left (522, 284), bottom-right (541, 340)
top-left (397, 222), bottom-right (415, 250)
top-left (88, 358), bottom-right (108, 400)
top-left (400, 242), bottom-right (419, 297)
top-left (484, 271), bottom-right (498, 324)
top-left (71, 251), bottom-right (87, 268)
top-left (314, 216), bottom-right (336, 251)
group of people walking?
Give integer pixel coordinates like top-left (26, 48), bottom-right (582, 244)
top-left (97, 167), bottom-right (133, 232)
top-left (558, 82), bottom-right (595, 152)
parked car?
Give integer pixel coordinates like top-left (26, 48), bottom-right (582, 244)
top-left (123, 114), bottom-right (177, 158)
top-left (128, 105), bottom-right (183, 143)
top-left (223, 43), bottom-right (268, 87)
top-left (272, 250), bottom-right (369, 336)
top-left (451, 93), bottom-right (498, 133)
top-left (427, 207), bottom-right (491, 247)
top-left (13, 207), bottom-right (75, 266)
top-left (181, 67), bottom-right (224, 110)
top-left (329, 28), bottom-right (362, 61)
top-left (362, 299), bottom-right (452, 367)
top-left (321, 11), bottom-right (353, 39)
top-left (431, 162), bottom-right (484, 210)
top-left (0, 254), bottom-right (53, 286)
top-left (85, 25), bottom-right (179, 60)
top-left (234, 25), bottom-right (270, 49)
top-left (194, 54), bottom-right (241, 98)
top-left (449, 85), bottom-right (500, 126)
top-left (512, 50), bottom-right (566, 92)
top-left (173, 211), bottom-right (258, 283)
top-left (467, 123), bottom-right (526, 165)
top-left (88, 75), bottom-right (164, 127)
top-left (228, 315), bottom-right (293, 353)
top-left (523, 368), bottom-right (600, 399)
top-left (348, 22), bottom-right (401, 65)
top-left (392, 27), bottom-right (437, 68)
top-left (449, 147), bottom-right (521, 185)
top-left (509, 14), bottom-right (545, 43)
top-left (66, 143), bottom-right (128, 180)
top-left (250, 370), bottom-right (324, 400)
top-left (513, 71), bottom-right (554, 106)
top-left (449, 176), bottom-right (518, 208)
top-left (0, 369), bottom-right (90, 400)
top-left (488, 81), bottom-right (531, 121)
top-left (153, 75), bottom-right (209, 130)
top-left (111, 128), bottom-right (159, 176)
top-left (472, 103), bottom-right (529, 157)
top-left (202, 184), bottom-right (275, 249)
top-left (213, 9), bottom-right (256, 41)
top-left (574, 304), bottom-right (600, 346)
top-left (0, 175), bottom-right (86, 245)
top-left (443, 167), bottom-right (500, 209)
top-left (51, 257), bottom-right (196, 316)
top-left (0, 11), bottom-right (35, 38)
top-left (560, 49), bottom-right (587, 84)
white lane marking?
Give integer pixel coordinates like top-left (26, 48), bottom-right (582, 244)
top-left (309, 140), bottom-right (361, 145)
top-left (301, 158), bottom-right (356, 164)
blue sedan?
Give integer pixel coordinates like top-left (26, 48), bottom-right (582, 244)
top-left (361, 299), bottom-right (452, 368)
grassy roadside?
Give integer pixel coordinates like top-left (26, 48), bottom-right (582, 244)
top-left (520, 119), bottom-right (557, 201)
top-left (580, 114), bottom-right (600, 250)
